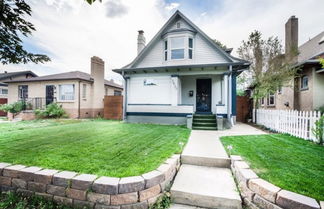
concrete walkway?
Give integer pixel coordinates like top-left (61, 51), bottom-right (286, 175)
top-left (170, 123), bottom-right (266, 209)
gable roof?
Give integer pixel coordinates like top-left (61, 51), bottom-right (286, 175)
top-left (0, 71), bottom-right (37, 81)
top-left (118, 10), bottom-right (247, 71)
top-left (298, 31), bottom-right (324, 64)
top-left (6, 71), bottom-right (123, 89)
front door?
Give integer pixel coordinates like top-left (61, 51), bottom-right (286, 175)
top-left (46, 85), bottom-right (55, 105)
top-left (196, 79), bottom-right (212, 113)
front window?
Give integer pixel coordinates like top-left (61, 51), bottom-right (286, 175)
top-left (301, 75), bottom-right (308, 90)
top-left (261, 98), bottom-right (265, 106)
top-left (18, 85), bottom-right (28, 99)
top-left (0, 88), bottom-right (8, 95)
top-left (267, 93), bottom-right (275, 106)
top-left (59, 84), bottom-right (75, 101)
top-left (171, 37), bottom-right (185, 59)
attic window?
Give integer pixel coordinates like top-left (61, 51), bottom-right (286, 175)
top-left (176, 22), bottom-right (181, 29)
top-left (171, 37), bottom-right (185, 59)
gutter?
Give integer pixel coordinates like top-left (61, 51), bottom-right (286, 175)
top-left (78, 81), bottom-right (81, 119)
top-left (122, 71), bottom-right (128, 121)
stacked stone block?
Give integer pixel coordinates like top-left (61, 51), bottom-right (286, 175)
top-left (230, 155), bottom-right (322, 209)
top-left (0, 154), bottom-right (180, 209)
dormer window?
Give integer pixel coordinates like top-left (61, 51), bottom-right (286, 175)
top-left (189, 38), bottom-right (193, 59)
top-left (171, 37), bottom-right (185, 59)
top-left (164, 40), bottom-right (168, 61)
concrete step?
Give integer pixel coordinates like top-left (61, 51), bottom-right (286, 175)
top-left (181, 130), bottom-right (231, 168)
top-left (192, 122), bottom-right (217, 127)
top-left (169, 203), bottom-right (207, 209)
top-left (171, 165), bottom-right (242, 209)
top-left (192, 126), bottom-right (217, 131)
top-left (193, 118), bottom-right (216, 122)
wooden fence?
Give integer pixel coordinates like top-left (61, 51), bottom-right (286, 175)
top-left (253, 109), bottom-right (322, 142)
top-left (0, 98), bottom-right (7, 116)
top-left (104, 96), bottom-right (123, 120)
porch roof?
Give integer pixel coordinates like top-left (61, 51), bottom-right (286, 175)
top-left (113, 62), bottom-right (250, 74)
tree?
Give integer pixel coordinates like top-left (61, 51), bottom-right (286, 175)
top-left (85, 0), bottom-right (101, 4)
top-left (213, 39), bottom-right (227, 51)
top-left (0, 0), bottom-right (50, 64)
top-left (237, 30), bottom-right (297, 111)
top-left (320, 58), bottom-right (324, 68)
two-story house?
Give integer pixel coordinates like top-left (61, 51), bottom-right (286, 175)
top-left (113, 10), bottom-right (249, 129)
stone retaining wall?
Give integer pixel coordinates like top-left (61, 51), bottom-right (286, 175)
top-left (0, 154), bottom-right (180, 209)
top-left (230, 155), bottom-right (323, 209)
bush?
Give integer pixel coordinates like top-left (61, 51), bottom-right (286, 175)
top-left (0, 101), bottom-right (25, 118)
top-left (312, 115), bottom-right (324, 145)
top-left (35, 103), bottom-right (67, 119)
top-left (315, 105), bottom-right (324, 114)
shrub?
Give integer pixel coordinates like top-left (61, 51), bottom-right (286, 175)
top-left (315, 105), bottom-right (324, 114)
top-left (35, 103), bottom-right (67, 119)
top-left (312, 115), bottom-right (324, 145)
top-left (0, 101), bottom-right (25, 118)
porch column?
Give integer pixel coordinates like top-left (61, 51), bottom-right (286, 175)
top-left (170, 75), bottom-right (180, 106)
top-left (227, 65), bottom-right (233, 126)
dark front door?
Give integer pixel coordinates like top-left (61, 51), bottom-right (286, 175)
top-left (196, 79), bottom-right (212, 113)
top-left (46, 85), bottom-right (55, 105)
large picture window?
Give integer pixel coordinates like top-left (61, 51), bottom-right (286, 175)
top-left (59, 84), bottom-right (75, 101)
top-left (171, 37), bottom-right (184, 59)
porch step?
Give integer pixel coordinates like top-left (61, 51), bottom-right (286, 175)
top-left (169, 203), bottom-right (206, 209)
top-left (192, 114), bottom-right (217, 130)
top-left (192, 126), bottom-right (217, 130)
top-left (170, 165), bottom-right (242, 209)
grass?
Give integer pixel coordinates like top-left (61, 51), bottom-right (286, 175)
top-left (0, 119), bottom-right (190, 177)
top-left (221, 134), bottom-right (324, 200)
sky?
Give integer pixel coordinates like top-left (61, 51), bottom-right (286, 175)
top-left (1, 0), bottom-right (324, 84)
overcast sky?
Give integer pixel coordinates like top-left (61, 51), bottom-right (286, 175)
top-left (1, 0), bottom-right (324, 83)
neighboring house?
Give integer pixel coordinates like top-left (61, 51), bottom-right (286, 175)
top-left (0, 71), bottom-right (37, 99)
top-left (113, 10), bottom-right (249, 126)
top-left (260, 16), bottom-right (324, 111)
top-left (6, 57), bottom-right (123, 118)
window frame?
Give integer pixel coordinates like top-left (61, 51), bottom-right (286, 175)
top-left (114, 90), bottom-right (122, 96)
top-left (82, 83), bottom-right (87, 99)
top-left (0, 88), bottom-right (8, 95)
top-left (170, 36), bottom-right (185, 60)
top-left (188, 37), bottom-right (193, 59)
top-left (18, 85), bottom-right (28, 100)
top-left (58, 84), bottom-right (75, 102)
top-left (261, 97), bottom-right (265, 106)
top-left (301, 75), bottom-right (309, 90)
top-left (164, 40), bottom-right (168, 61)
top-left (267, 93), bottom-right (275, 106)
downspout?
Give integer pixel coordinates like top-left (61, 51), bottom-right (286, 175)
top-left (122, 71), bottom-right (127, 121)
top-left (227, 65), bottom-right (233, 126)
top-left (78, 80), bottom-right (81, 119)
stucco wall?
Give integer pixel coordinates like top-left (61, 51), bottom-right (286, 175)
top-left (296, 67), bottom-right (313, 111)
top-left (313, 70), bottom-right (324, 110)
top-left (7, 80), bottom-right (120, 118)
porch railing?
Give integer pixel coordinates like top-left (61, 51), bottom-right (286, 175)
top-left (19, 97), bottom-right (56, 110)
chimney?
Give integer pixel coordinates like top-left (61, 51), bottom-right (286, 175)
top-left (285, 15), bottom-right (298, 62)
top-left (137, 30), bottom-right (146, 55)
top-left (90, 56), bottom-right (105, 116)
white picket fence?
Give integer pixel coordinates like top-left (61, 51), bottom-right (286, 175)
top-left (253, 109), bottom-right (322, 142)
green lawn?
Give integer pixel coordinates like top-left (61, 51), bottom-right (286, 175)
top-left (0, 119), bottom-right (190, 177)
top-left (221, 134), bottom-right (324, 200)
